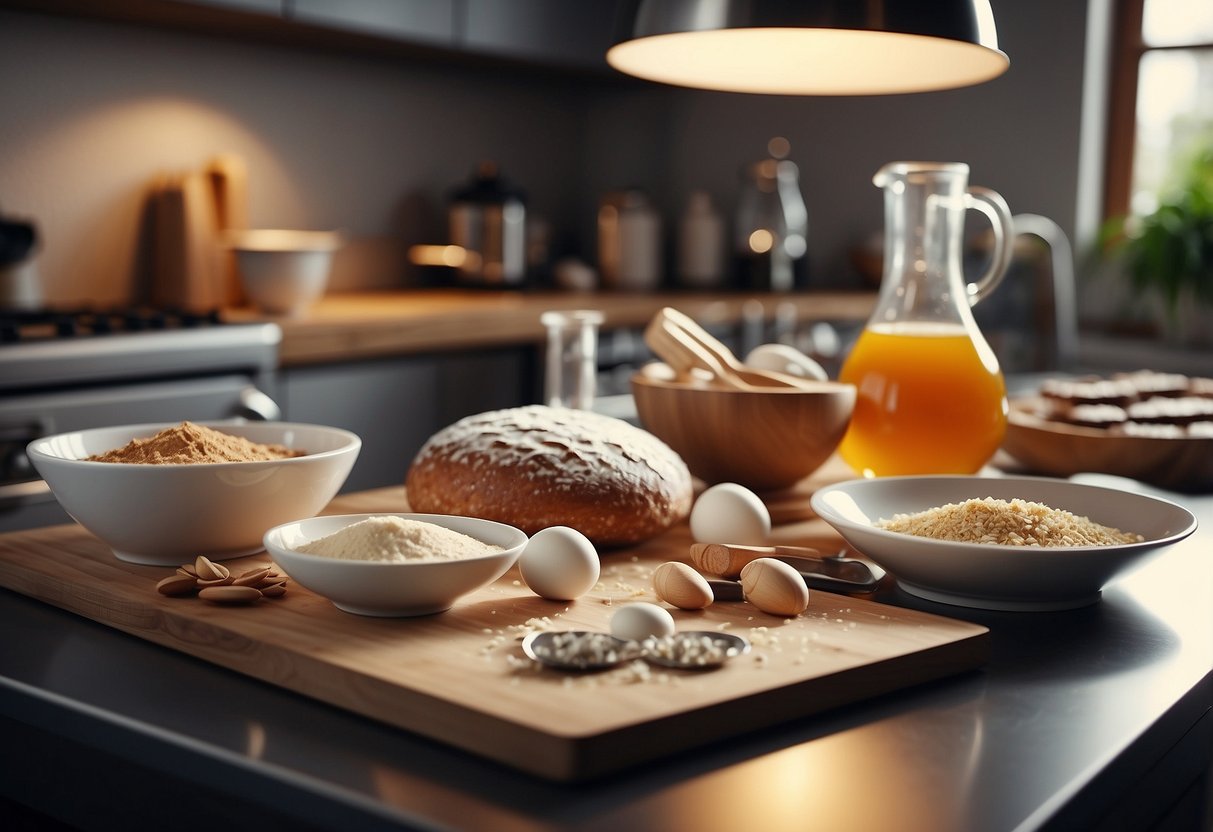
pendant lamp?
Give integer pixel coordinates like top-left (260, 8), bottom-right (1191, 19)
top-left (606, 0), bottom-right (1009, 95)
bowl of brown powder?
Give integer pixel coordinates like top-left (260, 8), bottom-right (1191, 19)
top-left (810, 476), bottom-right (1197, 611)
top-left (28, 421), bottom-right (361, 565)
top-left (263, 513), bottom-right (528, 616)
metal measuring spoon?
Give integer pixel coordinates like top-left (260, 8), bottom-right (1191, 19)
top-left (640, 631), bottom-right (751, 670)
top-left (521, 630), bottom-right (638, 671)
top-left (522, 630), bottom-right (750, 672)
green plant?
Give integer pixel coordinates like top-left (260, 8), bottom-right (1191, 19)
top-left (1101, 148), bottom-right (1213, 316)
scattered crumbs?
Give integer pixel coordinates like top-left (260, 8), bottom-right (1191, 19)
top-left (716, 621), bottom-right (731, 631)
top-left (512, 580), bottom-right (522, 586)
top-left (754, 654), bottom-right (769, 667)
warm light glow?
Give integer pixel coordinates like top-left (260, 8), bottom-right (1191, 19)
top-left (408, 244), bottom-right (479, 269)
top-left (749, 229), bottom-right (774, 253)
top-left (607, 28), bottom-right (1009, 95)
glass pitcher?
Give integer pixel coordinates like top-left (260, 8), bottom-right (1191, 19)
top-left (838, 161), bottom-right (1014, 477)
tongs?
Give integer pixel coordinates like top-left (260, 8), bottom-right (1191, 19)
top-left (689, 542), bottom-right (885, 595)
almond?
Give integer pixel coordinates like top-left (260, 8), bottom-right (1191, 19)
top-left (198, 585), bottom-right (262, 605)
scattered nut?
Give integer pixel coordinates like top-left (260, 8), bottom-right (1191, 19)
top-left (155, 560), bottom-right (287, 604)
top-left (652, 561), bottom-right (714, 610)
top-left (739, 558), bottom-right (810, 616)
top-left (198, 585), bottom-right (263, 605)
top-left (156, 574), bottom-right (199, 597)
top-left (233, 567), bottom-right (271, 587)
top-left (194, 556), bottom-right (230, 582)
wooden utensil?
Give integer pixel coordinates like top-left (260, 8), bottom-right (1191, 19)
top-left (659, 307), bottom-right (816, 389)
top-left (690, 542), bottom-right (834, 579)
top-left (643, 311), bottom-right (755, 388)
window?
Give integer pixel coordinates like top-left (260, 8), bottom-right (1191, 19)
top-left (1104, 0), bottom-right (1213, 220)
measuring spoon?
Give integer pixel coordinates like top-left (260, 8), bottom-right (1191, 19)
top-left (522, 630), bottom-right (750, 672)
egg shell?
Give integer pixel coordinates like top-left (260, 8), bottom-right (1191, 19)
top-left (690, 483), bottom-right (771, 545)
top-left (744, 343), bottom-right (829, 381)
top-left (610, 602), bottom-right (676, 642)
top-left (518, 526), bottom-right (600, 601)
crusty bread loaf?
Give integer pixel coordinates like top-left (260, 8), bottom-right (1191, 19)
top-left (405, 405), bottom-right (693, 546)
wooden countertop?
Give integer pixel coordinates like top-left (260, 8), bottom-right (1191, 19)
top-left (225, 289), bottom-right (877, 366)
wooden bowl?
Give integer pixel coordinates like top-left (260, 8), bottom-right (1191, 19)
top-left (631, 365), bottom-right (855, 491)
top-left (1001, 398), bottom-right (1213, 493)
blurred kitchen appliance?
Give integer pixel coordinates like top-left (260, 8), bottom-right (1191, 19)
top-left (734, 138), bottom-right (808, 291)
top-left (598, 190), bottom-right (661, 291)
top-left (0, 216), bottom-right (40, 309)
top-left (0, 307), bottom-right (282, 532)
top-left (448, 162), bottom-right (527, 288)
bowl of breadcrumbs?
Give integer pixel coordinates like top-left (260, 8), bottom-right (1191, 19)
top-left (811, 475), bottom-right (1197, 611)
top-left (28, 421), bottom-right (360, 565)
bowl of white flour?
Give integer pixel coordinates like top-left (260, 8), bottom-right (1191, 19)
top-left (264, 512), bottom-right (528, 616)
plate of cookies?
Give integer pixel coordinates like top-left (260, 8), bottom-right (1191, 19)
top-left (1002, 370), bottom-right (1213, 493)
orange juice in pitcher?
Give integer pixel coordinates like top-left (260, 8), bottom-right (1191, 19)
top-left (839, 322), bottom-right (1007, 476)
top-left (838, 162), bottom-right (1013, 477)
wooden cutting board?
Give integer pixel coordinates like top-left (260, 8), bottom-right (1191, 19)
top-left (0, 487), bottom-right (988, 781)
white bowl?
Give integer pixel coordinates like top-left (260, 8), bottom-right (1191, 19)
top-left (229, 229), bottom-right (342, 317)
top-left (263, 513), bottom-right (528, 617)
top-left (28, 421), bottom-right (360, 566)
top-left (810, 476), bottom-right (1197, 611)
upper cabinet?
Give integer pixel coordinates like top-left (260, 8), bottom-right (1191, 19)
top-left (286, 0), bottom-right (455, 48)
top-left (460, 0), bottom-right (626, 70)
top-left (10, 0), bottom-right (631, 75)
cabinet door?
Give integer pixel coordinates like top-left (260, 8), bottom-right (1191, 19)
top-left (280, 349), bottom-right (530, 493)
top-left (186, 0), bottom-right (282, 12)
top-left (461, 0), bottom-right (626, 69)
top-left (287, 0), bottom-right (455, 45)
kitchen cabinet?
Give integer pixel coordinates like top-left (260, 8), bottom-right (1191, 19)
top-left (8, 0), bottom-right (628, 75)
top-left (285, 0), bottom-right (454, 47)
top-left (461, 0), bottom-right (625, 70)
top-left (183, 0), bottom-right (280, 12)
top-left (278, 347), bottom-right (532, 493)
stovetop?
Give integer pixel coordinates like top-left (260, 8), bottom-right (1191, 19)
top-left (0, 306), bottom-right (281, 392)
top-left (0, 306), bottom-right (226, 344)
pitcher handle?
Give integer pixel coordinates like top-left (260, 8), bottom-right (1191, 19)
top-left (964, 186), bottom-right (1014, 306)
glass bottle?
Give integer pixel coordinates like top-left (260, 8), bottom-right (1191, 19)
top-left (733, 137), bottom-right (808, 291)
top-left (838, 161), bottom-right (1014, 477)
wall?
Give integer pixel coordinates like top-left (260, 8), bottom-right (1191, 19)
top-left (0, 1), bottom-right (1095, 306)
top-left (0, 8), bottom-right (589, 305)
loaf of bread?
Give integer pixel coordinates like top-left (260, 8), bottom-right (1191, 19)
top-left (406, 405), bottom-right (693, 546)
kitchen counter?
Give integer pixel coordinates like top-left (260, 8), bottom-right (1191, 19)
top-left (0, 475), bottom-right (1210, 831)
top-left (224, 289), bottom-right (878, 366)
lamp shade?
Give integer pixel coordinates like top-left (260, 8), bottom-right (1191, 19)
top-left (606, 0), bottom-right (1009, 95)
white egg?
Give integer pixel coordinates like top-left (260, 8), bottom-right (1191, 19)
top-left (610, 602), bottom-right (676, 642)
top-left (518, 526), bottom-right (601, 601)
top-left (690, 482), bottom-right (771, 545)
top-left (744, 343), bottom-right (829, 381)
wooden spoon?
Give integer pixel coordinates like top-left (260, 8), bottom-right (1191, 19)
top-left (657, 307), bottom-right (819, 389)
top-left (643, 313), bottom-right (757, 390)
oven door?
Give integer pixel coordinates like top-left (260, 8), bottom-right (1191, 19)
top-left (0, 374), bottom-right (281, 533)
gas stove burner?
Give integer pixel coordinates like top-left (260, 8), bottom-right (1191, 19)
top-left (0, 306), bottom-right (225, 344)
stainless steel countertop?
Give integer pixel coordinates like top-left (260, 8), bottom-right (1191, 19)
top-left (1, 485), bottom-right (1210, 832)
